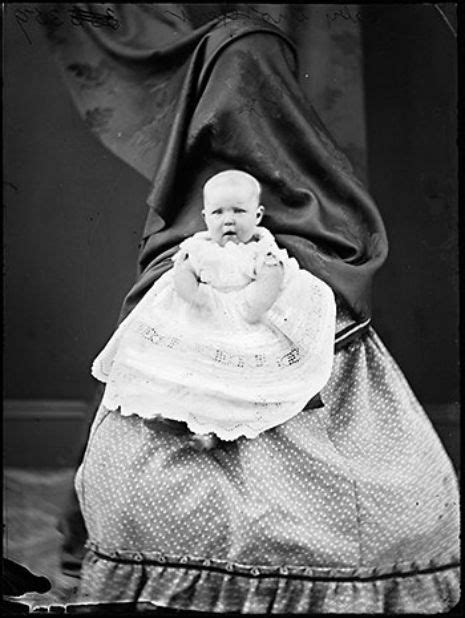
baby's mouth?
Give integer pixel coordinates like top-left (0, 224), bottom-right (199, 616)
top-left (222, 231), bottom-right (239, 244)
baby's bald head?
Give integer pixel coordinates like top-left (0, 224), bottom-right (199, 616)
top-left (203, 170), bottom-right (261, 208)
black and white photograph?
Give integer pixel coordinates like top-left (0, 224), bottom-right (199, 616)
top-left (3, 3), bottom-right (460, 614)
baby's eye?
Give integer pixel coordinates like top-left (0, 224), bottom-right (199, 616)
top-left (234, 208), bottom-right (247, 214)
top-left (211, 209), bottom-right (223, 215)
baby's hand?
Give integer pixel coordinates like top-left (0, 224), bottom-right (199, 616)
top-left (256, 252), bottom-right (284, 276)
top-left (255, 254), bottom-right (284, 293)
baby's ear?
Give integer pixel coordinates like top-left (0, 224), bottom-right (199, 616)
top-left (256, 205), bottom-right (265, 221)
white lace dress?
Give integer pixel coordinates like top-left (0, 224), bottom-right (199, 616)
top-left (91, 227), bottom-right (336, 440)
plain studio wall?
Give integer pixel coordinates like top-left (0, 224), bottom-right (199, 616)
top-left (363, 4), bottom-right (458, 405)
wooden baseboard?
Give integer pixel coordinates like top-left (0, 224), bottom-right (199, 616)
top-left (4, 399), bottom-right (90, 468)
top-left (3, 399), bottom-right (460, 469)
top-left (3, 399), bottom-right (89, 419)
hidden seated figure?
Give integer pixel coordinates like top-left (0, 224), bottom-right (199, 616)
top-left (42, 4), bottom-right (460, 613)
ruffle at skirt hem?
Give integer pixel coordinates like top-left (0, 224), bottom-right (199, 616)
top-left (79, 545), bottom-right (460, 614)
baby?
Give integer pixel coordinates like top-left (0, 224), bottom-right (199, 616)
top-left (172, 171), bottom-right (283, 448)
top-left (174, 171), bottom-right (283, 325)
top-left (91, 170), bottom-right (336, 449)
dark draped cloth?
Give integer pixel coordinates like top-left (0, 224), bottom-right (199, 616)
top-left (41, 2), bottom-right (388, 326)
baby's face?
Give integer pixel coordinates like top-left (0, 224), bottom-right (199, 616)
top-left (203, 182), bottom-right (264, 246)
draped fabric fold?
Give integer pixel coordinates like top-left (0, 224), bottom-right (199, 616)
top-left (41, 3), bottom-right (388, 323)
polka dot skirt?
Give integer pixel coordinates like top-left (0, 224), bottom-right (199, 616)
top-left (75, 324), bottom-right (460, 613)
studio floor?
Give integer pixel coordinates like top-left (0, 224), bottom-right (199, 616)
top-left (3, 468), bottom-right (80, 609)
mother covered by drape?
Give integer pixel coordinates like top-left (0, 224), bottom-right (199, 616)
top-left (42, 4), bottom-right (459, 614)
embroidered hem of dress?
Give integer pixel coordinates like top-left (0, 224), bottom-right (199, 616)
top-left (79, 543), bottom-right (461, 614)
top-left (112, 401), bottom-right (311, 441)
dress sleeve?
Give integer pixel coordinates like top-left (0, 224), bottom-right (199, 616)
top-left (172, 237), bottom-right (193, 264)
top-left (171, 235), bottom-right (206, 275)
